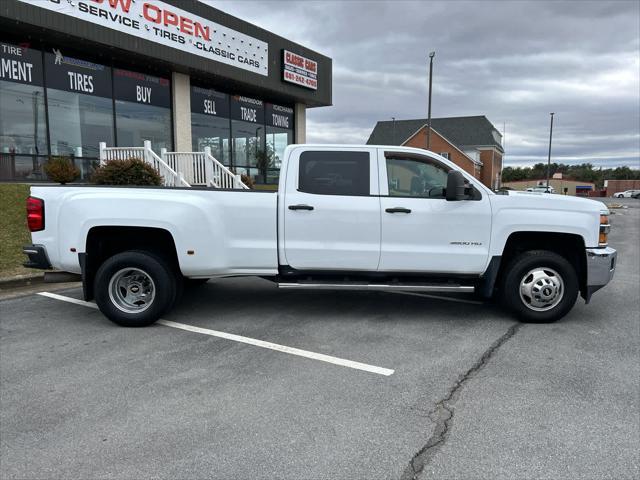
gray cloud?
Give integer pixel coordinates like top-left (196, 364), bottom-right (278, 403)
top-left (209, 0), bottom-right (640, 168)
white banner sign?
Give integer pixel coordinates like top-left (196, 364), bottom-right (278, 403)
top-left (17, 0), bottom-right (268, 76)
top-left (283, 50), bottom-right (317, 90)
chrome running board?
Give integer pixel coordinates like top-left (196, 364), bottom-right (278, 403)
top-left (277, 282), bottom-right (474, 293)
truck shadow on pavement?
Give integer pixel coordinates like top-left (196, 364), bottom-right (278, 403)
top-left (172, 277), bottom-right (511, 329)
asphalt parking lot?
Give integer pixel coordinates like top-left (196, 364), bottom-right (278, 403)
top-left (1, 198), bottom-right (638, 480)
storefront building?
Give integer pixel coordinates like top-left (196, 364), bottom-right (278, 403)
top-left (0, 0), bottom-right (332, 185)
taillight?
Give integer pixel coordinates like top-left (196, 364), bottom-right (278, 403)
top-left (26, 196), bottom-right (44, 232)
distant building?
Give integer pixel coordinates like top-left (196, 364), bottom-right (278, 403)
top-left (604, 179), bottom-right (640, 197)
top-left (366, 116), bottom-right (504, 189)
top-left (503, 177), bottom-right (595, 196)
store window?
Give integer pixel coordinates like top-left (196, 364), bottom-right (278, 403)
top-left (44, 49), bottom-right (113, 179)
top-left (265, 103), bottom-right (293, 184)
top-left (0, 42), bottom-right (48, 181)
top-left (114, 69), bottom-right (172, 151)
top-left (191, 86), bottom-right (230, 165)
top-left (230, 95), bottom-right (265, 183)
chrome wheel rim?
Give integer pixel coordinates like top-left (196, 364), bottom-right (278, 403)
top-left (519, 267), bottom-right (564, 312)
top-left (108, 267), bottom-right (156, 314)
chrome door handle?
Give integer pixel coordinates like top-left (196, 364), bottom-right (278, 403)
top-left (385, 207), bottom-right (412, 214)
top-left (288, 204), bottom-right (314, 211)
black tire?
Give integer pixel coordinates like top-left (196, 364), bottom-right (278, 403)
top-left (94, 250), bottom-right (177, 327)
top-left (500, 250), bottom-right (578, 323)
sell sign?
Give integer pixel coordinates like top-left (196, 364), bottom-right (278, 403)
top-left (17, 0), bottom-right (268, 76)
top-left (191, 86), bottom-right (230, 118)
top-left (282, 50), bottom-right (317, 90)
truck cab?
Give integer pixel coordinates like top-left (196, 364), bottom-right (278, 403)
top-left (280, 147), bottom-right (490, 274)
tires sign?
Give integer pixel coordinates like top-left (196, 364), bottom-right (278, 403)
top-left (44, 49), bottom-right (112, 98)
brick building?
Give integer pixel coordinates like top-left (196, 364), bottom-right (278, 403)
top-left (502, 178), bottom-right (596, 196)
top-left (605, 179), bottom-right (640, 197)
top-left (366, 116), bottom-right (504, 189)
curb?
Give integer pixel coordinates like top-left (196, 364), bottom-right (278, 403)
top-left (0, 272), bottom-right (45, 290)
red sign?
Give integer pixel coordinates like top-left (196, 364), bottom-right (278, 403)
top-left (283, 50), bottom-right (317, 90)
top-left (17, 0), bottom-right (269, 76)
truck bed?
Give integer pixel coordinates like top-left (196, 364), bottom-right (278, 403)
top-left (30, 185), bottom-right (279, 277)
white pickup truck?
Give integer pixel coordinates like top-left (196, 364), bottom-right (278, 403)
top-left (24, 145), bottom-right (617, 327)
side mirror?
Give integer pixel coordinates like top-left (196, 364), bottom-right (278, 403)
top-left (446, 170), bottom-right (466, 201)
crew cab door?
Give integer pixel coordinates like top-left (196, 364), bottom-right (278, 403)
top-left (378, 150), bottom-right (492, 274)
top-left (281, 147), bottom-right (380, 271)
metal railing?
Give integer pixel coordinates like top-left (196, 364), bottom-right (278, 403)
top-left (98, 142), bottom-right (248, 189)
top-left (162, 150), bottom-right (207, 186)
top-left (98, 146), bottom-right (145, 163)
top-left (161, 147), bottom-right (248, 189)
top-left (204, 147), bottom-right (248, 189)
top-left (99, 141), bottom-right (189, 187)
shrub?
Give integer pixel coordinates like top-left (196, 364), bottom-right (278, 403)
top-left (91, 158), bottom-right (163, 186)
top-left (240, 173), bottom-right (254, 189)
top-left (44, 156), bottom-right (79, 184)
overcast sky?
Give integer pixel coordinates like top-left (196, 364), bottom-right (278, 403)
top-left (210, 0), bottom-right (639, 168)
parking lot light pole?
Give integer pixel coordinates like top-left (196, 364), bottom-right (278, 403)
top-left (392, 117), bottom-right (396, 144)
top-left (427, 51), bottom-right (435, 150)
top-left (546, 112), bottom-right (555, 189)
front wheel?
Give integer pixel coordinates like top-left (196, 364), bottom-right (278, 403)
top-left (616, 194), bottom-right (624, 198)
top-left (94, 251), bottom-right (177, 327)
top-left (501, 250), bottom-right (578, 323)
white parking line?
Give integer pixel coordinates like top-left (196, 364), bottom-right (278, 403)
top-left (39, 291), bottom-right (97, 308)
top-left (37, 291), bottom-right (395, 376)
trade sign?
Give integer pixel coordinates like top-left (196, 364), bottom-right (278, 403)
top-left (230, 95), bottom-right (264, 124)
top-left (17, 0), bottom-right (269, 76)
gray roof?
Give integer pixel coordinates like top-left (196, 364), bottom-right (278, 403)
top-left (366, 115), bottom-right (504, 152)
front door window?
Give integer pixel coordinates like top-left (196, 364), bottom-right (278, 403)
top-left (386, 157), bottom-right (449, 198)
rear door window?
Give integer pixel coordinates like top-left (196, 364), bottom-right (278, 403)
top-left (298, 151), bottom-right (370, 196)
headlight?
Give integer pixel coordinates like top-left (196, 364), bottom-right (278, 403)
top-left (599, 213), bottom-right (610, 246)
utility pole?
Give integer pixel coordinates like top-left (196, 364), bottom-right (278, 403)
top-left (392, 117), bottom-right (396, 144)
top-left (546, 112), bottom-right (555, 190)
top-left (427, 51), bottom-right (435, 150)
top-left (500, 120), bottom-right (506, 188)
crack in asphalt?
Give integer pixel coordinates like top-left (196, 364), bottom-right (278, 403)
top-left (400, 323), bottom-right (523, 480)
